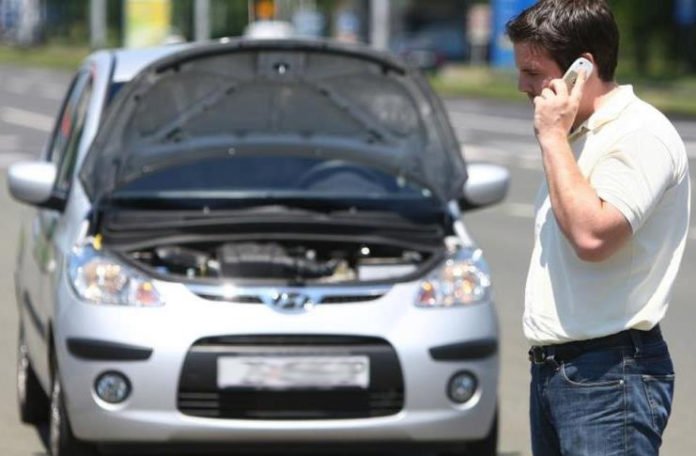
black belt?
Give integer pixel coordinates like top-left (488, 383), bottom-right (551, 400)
top-left (528, 325), bottom-right (663, 365)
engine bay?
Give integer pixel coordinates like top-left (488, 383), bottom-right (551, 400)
top-left (97, 204), bottom-right (450, 284)
top-left (125, 238), bottom-right (439, 284)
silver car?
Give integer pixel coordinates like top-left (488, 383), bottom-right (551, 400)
top-left (9, 39), bottom-right (508, 456)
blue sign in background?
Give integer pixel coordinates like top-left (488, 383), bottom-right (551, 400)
top-left (675, 0), bottom-right (696, 25)
top-left (491, 0), bottom-right (537, 68)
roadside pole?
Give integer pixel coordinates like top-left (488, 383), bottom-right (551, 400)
top-left (89, 0), bottom-right (107, 48)
top-left (194, 0), bottom-right (211, 41)
top-left (370, 0), bottom-right (389, 50)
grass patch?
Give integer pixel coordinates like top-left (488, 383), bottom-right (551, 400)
top-left (629, 78), bottom-right (696, 118)
top-left (430, 65), bottom-right (523, 102)
top-left (0, 44), bottom-right (89, 70)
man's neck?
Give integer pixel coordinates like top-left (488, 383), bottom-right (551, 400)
top-left (573, 80), bottom-right (619, 130)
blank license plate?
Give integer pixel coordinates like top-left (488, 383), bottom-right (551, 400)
top-left (217, 355), bottom-right (370, 389)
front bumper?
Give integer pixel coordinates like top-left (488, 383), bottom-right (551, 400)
top-left (55, 280), bottom-right (499, 444)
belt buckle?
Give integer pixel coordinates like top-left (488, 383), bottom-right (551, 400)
top-left (528, 346), bottom-right (547, 364)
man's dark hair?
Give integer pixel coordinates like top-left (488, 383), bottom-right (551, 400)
top-left (506, 0), bottom-right (619, 81)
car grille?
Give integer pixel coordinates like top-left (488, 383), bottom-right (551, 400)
top-left (318, 294), bottom-right (383, 304)
top-left (193, 294), bottom-right (383, 304)
top-left (177, 335), bottom-right (404, 420)
top-left (185, 283), bottom-right (391, 307)
top-left (194, 294), bottom-right (264, 304)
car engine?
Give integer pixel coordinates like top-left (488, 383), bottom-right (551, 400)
top-left (126, 239), bottom-right (433, 283)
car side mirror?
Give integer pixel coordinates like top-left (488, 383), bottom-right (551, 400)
top-left (459, 162), bottom-right (510, 211)
top-left (7, 161), bottom-right (66, 211)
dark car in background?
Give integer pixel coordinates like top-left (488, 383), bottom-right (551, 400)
top-left (391, 21), bottom-right (470, 72)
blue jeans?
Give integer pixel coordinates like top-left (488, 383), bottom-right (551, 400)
top-left (529, 335), bottom-right (674, 455)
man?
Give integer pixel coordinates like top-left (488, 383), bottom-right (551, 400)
top-left (506, 1), bottom-right (691, 455)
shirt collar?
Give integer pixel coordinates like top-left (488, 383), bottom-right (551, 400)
top-left (569, 85), bottom-right (636, 142)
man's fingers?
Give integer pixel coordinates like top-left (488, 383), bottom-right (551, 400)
top-left (541, 87), bottom-right (555, 99)
top-left (548, 78), bottom-right (568, 97)
top-left (570, 69), bottom-right (588, 100)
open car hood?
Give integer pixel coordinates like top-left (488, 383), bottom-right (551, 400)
top-left (80, 39), bottom-right (467, 202)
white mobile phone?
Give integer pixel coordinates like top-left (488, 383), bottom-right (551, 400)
top-left (563, 57), bottom-right (593, 90)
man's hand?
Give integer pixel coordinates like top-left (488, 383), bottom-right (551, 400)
top-left (533, 70), bottom-right (587, 144)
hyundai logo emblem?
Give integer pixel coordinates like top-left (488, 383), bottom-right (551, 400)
top-left (270, 292), bottom-right (313, 313)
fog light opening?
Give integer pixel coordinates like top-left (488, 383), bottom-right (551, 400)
top-left (95, 371), bottom-right (131, 404)
top-left (447, 371), bottom-right (477, 404)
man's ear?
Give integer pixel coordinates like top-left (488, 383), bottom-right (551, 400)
top-left (581, 52), bottom-right (596, 67)
top-left (579, 52), bottom-right (597, 80)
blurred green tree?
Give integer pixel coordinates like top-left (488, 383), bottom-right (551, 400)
top-left (609, 0), bottom-right (682, 77)
top-left (44, 0), bottom-right (88, 44)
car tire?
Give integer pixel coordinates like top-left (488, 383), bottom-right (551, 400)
top-left (465, 408), bottom-right (498, 456)
top-left (17, 326), bottom-right (49, 424)
top-left (49, 368), bottom-right (99, 456)
top-left (437, 407), bottom-right (498, 456)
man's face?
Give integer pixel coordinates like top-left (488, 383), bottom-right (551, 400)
top-left (513, 41), bottom-right (564, 101)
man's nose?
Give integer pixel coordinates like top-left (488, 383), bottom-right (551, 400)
top-left (518, 77), bottom-right (532, 96)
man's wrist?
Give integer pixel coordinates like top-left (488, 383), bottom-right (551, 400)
top-left (537, 130), bottom-right (569, 150)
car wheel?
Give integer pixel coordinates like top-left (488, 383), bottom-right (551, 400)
top-left (17, 326), bottom-right (49, 424)
top-left (465, 408), bottom-right (498, 456)
top-left (49, 369), bottom-right (99, 456)
top-left (437, 408), bottom-right (498, 456)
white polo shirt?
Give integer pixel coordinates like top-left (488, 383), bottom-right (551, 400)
top-left (524, 85), bottom-right (691, 345)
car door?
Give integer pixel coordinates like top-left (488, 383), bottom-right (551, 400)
top-left (19, 69), bottom-right (94, 382)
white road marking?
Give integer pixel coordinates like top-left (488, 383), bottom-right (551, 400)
top-left (449, 111), bottom-right (533, 136)
top-left (0, 134), bottom-right (20, 151)
top-left (6, 77), bottom-right (31, 95)
top-left (5, 75), bottom-right (66, 100)
top-left (685, 141), bottom-right (696, 159)
top-left (502, 202), bottom-right (535, 218)
top-left (39, 86), bottom-right (65, 101)
top-left (0, 107), bottom-right (53, 132)
top-left (462, 143), bottom-right (541, 170)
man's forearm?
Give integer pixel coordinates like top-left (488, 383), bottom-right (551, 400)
top-left (539, 133), bottom-right (627, 261)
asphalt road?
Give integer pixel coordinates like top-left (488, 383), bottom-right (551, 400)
top-left (1, 64), bottom-right (695, 456)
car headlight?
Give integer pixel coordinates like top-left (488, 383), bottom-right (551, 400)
top-left (416, 247), bottom-right (491, 307)
top-left (68, 239), bottom-right (164, 307)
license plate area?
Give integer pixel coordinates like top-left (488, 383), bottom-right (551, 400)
top-left (217, 355), bottom-right (370, 389)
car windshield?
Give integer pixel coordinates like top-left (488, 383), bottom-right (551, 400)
top-left (111, 155), bottom-right (433, 201)
top-left (107, 82), bottom-right (126, 105)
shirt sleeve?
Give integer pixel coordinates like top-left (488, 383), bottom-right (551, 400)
top-left (590, 131), bottom-right (675, 233)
